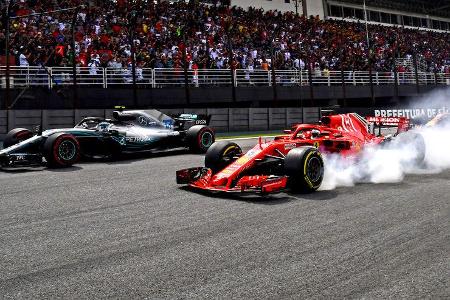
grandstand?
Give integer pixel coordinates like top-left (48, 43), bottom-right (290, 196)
top-left (0, 0), bottom-right (449, 109)
top-left (1, 0), bottom-right (448, 70)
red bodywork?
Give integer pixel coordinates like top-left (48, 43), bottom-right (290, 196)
top-left (177, 113), bottom-right (407, 194)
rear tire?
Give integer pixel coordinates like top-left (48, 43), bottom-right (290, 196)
top-left (187, 125), bottom-right (215, 153)
top-left (43, 133), bottom-right (80, 168)
top-left (3, 128), bottom-right (33, 149)
top-left (284, 146), bottom-right (324, 193)
top-left (205, 141), bottom-right (242, 173)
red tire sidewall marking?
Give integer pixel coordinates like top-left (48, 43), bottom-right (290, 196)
top-left (197, 128), bottom-right (212, 150)
top-left (52, 135), bottom-right (80, 166)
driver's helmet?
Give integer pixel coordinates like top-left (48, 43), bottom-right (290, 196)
top-left (311, 129), bottom-right (321, 138)
top-left (97, 122), bottom-right (111, 132)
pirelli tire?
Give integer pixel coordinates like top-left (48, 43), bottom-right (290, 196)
top-left (43, 133), bottom-right (80, 168)
top-left (3, 128), bottom-right (33, 149)
top-left (187, 125), bottom-right (215, 153)
top-left (205, 141), bottom-right (243, 174)
top-left (284, 146), bottom-right (324, 193)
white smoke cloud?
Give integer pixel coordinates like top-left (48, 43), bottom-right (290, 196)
top-left (319, 88), bottom-right (450, 191)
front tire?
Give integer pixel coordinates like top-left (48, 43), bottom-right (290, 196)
top-left (43, 133), bottom-right (80, 168)
top-left (284, 146), bottom-right (324, 193)
top-left (187, 125), bottom-right (215, 153)
top-left (205, 141), bottom-right (242, 174)
top-left (3, 128), bottom-right (33, 149)
top-left (205, 141), bottom-right (242, 173)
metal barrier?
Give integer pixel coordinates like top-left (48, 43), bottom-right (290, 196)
top-left (1, 66), bottom-right (449, 88)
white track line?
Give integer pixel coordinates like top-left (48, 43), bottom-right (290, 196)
top-left (217, 135), bottom-right (278, 141)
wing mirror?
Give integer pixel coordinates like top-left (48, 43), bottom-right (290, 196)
top-left (283, 130), bottom-right (292, 134)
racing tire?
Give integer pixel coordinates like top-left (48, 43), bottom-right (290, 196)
top-left (187, 125), bottom-right (215, 153)
top-left (43, 133), bottom-right (80, 168)
top-left (3, 128), bottom-right (33, 149)
top-left (284, 146), bottom-right (324, 193)
top-left (205, 141), bottom-right (243, 173)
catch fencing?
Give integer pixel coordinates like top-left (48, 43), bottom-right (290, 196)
top-left (1, 66), bottom-right (449, 89)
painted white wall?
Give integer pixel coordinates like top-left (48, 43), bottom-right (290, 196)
top-left (305, 0), bottom-right (325, 18)
top-left (326, 0), bottom-right (450, 22)
top-left (229, 0), bottom-right (325, 18)
top-left (224, 0), bottom-right (448, 23)
top-left (230, 0), bottom-right (303, 13)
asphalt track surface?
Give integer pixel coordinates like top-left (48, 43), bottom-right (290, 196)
top-left (0, 139), bottom-right (449, 299)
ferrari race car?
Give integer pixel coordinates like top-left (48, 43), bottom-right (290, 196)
top-left (176, 113), bottom-right (425, 194)
top-left (0, 110), bottom-right (215, 168)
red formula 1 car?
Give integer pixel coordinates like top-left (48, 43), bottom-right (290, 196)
top-left (176, 113), bottom-right (423, 194)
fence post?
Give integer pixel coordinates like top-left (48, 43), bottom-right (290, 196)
top-left (341, 69), bottom-right (346, 105)
top-left (181, 34), bottom-right (190, 106)
top-left (393, 70), bottom-right (399, 102)
top-left (368, 60), bottom-right (375, 106)
top-left (413, 51), bottom-right (420, 94)
top-left (27, 67), bottom-right (30, 87)
top-left (71, 7), bottom-right (80, 109)
top-left (298, 72), bottom-right (303, 108)
top-left (226, 33), bottom-right (236, 103)
top-left (271, 62), bottom-right (277, 103)
top-left (103, 68), bottom-right (107, 88)
top-left (5, 1), bottom-right (12, 112)
top-left (308, 64), bottom-right (314, 102)
top-left (49, 68), bottom-right (53, 89)
top-left (152, 69), bottom-right (156, 88)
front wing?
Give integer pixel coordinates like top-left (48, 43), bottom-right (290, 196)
top-left (176, 167), bottom-right (288, 194)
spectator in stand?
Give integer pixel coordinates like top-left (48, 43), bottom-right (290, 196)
top-left (88, 54), bottom-right (100, 75)
top-left (18, 47), bottom-right (29, 67)
top-left (0, 0), bottom-right (448, 74)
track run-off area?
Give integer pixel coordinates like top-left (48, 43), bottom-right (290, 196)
top-left (0, 138), bottom-right (449, 298)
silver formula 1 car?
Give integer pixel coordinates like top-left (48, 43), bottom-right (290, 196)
top-left (0, 109), bottom-right (215, 168)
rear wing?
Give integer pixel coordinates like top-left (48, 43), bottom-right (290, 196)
top-left (365, 116), bottom-right (410, 135)
top-left (171, 113), bottom-right (211, 127)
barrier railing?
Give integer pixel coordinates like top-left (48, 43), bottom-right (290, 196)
top-left (1, 66), bottom-right (449, 88)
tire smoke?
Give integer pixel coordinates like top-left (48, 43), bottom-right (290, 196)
top-left (319, 88), bottom-right (450, 191)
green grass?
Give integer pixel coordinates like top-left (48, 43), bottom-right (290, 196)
top-left (216, 131), bottom-right (282, 140)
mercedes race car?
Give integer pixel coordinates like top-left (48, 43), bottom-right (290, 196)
top-left (0, 110), bottom-right (215, 169)
top-left (176, 113), bottom-right (424, 194)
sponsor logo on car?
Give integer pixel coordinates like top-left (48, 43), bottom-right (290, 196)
top-left (126, 136), bottom-right (156, 143)
top-left (195, 120), bottom-right (207, 125)
top-left (285, 143), bottom-right (296, 150)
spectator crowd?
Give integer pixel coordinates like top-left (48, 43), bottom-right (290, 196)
top-left (1, 0), bottom-right (449, 74)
